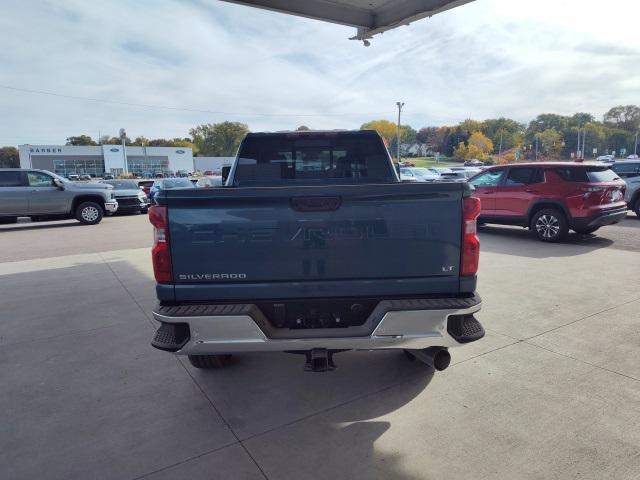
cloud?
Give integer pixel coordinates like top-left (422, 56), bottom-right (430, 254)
top-left (0, 0), bottom-right (639, 145)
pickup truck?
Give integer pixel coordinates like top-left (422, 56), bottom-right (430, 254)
top-left (149, 130), bottom-right (484, 372)
top-left (0, 168), bottom-right (118, 225)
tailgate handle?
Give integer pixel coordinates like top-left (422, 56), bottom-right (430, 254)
top-left (290, 196), bottom-right (342, 212)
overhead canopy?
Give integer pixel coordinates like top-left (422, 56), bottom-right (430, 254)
top-left (219, 0), bottom-right (474, 40)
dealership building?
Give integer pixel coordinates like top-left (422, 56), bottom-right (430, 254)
top-left (18, 144), bottom-right (194, 177)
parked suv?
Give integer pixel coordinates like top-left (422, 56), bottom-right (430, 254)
top-left (610, 161), bottom-right (640, 217)
top-left (0, 169), bottom-right (118, 225)
top-left (469, 163), bottom-right (627, 241)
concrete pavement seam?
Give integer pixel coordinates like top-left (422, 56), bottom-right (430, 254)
top-left (522, 340), bottom-right (640, 383)
top-left (128, 440), bottom-right (241, 480)
top-left (174, 358), bottom-right (271, 480)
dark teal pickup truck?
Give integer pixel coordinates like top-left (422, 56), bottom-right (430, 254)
top-left (148, 130), bottom-right (484, 372)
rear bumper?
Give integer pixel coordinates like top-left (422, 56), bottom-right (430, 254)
top-left (571, 206), bottom-right (628, 229)
top-left (151, 294), bottom-right (483, 354)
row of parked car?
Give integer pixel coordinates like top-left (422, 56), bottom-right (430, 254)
top-left (399, 166), bottom-right (482, 183)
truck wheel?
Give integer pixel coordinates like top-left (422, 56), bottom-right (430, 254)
top-left (75, 202), bottom-right (104, 225)
top-left (188, 354), bottom-right (233, 369)
top-left (634, 198), bottom-right (640, 218)
top-left (530, 208), bottom-right (568, 242)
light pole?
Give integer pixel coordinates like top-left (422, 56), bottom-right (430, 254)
top-left (635, 131), bottom-right (638, 156)
top-left (119, 128), bottom-right (128, 176)
top-left (396, 102), bottom-right (404, 176)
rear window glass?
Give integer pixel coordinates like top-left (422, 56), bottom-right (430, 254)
top-left (612, 162), bottom-right (640, 175)
top-left (554, 167), bottom-right (619, 183)
top-left (0, 171), bottom-right (22, 187)
top-left (232, 133), bottom-right (394, 186)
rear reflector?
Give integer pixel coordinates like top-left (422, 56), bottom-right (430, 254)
top-left (461, 196), bottom-right (481, 276)
top-left (149, 205), bottom-right (172, 283)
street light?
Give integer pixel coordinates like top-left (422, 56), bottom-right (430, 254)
top-left (119, 128), bottom-right (128, 175)
top-left (396, 102), bottom-right (404, 177)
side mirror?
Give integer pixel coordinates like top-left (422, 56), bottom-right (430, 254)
top-left (53, 178), bottom-right (65, 189)
top-left (221, 166), bottom-right (231, 185)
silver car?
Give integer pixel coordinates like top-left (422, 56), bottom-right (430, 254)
top-left (401, 167), bottom-right (441, 182)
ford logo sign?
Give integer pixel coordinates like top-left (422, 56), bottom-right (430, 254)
top-left (176, 149), bottom-right (185, 154)
top-left (110, 148), bottom-right (119, 152)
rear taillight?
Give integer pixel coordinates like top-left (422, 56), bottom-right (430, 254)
top-left (148, 205), bottom-right (172, 283)
top-left (461, 196), bottom-right (481, 276)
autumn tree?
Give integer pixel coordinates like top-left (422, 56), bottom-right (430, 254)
top-left (360, 120), bottom-right (397, 144)
top-left (454, 131), bottom-right (493, 160)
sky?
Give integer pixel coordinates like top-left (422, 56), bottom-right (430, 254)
top-left (1, 0), bottom-right (639, 146)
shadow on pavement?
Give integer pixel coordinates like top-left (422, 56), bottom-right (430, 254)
top-left (0, 219), bottom-right (83, 233)
top-left (187, 349), bottom-right (435, 480)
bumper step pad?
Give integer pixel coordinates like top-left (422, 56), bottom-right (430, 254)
top-left (151, 322), bottom-right (190, 352)
top-left (447, 314), bottom-right (485, 343)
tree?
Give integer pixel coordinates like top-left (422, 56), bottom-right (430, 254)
top-left (296, 125), bottom-right (310, 131)
top-left (604, 105), bottom-right (640, 132)
top-left (480, 118), bottom-right (525, 153)
top-left (535, 129), bottom-right (563, 158)
top-left (132, 136), bottom-right (150, 146)
top-left (453, 131), bottom-right (493, 160)
top-left (360, 120), bottom-right (397, 144)
top-left (189, 122), bottom-right (249, 156)
top-left (459, 119), bottom-right (483, 136)
top-left (66, 135), bottom-right (97, 146)
top-left (103, 136), bottom-right (131, 145)
top-left (0, 146), bottom-right (19, 168)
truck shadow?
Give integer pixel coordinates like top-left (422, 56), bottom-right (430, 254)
top-left (186, 350), bottom-right (436, 479)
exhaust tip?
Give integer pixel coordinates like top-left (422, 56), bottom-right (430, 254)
top-left (433, 349), bottom-right (451, 371)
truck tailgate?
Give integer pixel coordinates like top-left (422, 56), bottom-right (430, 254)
top-left (161, 182), bottom-right (467, 301)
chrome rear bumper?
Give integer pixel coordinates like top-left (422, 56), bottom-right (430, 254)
top-left (151, 295), bottom-right (483, 355)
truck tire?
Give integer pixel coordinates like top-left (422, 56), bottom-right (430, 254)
top-left (188, 354), bottom-right (233, 369)
top-left (634, 198), bottom-right (640, 218)
top-left (530, 208), bottom-right (568, 242)
top-left (75, 201), bottom-right (104, 225)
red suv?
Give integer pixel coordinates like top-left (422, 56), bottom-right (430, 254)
top-left (469, 163), bottom-right (627, 242)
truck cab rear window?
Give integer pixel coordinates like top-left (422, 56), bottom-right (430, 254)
top-left (232, 133), bottom-right (395, 186)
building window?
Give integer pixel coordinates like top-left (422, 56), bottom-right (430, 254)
top-left (52, 159), bottom-right (105, 178)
